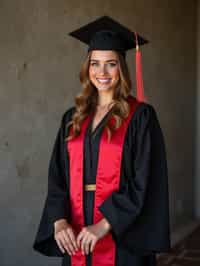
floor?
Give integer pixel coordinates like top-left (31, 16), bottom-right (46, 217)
top-left (157, 225), bottom-right (200, 266)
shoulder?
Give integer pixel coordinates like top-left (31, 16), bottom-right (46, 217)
top-left (130, 101), bottom-right (158, 128)
top-left (61, 106), bottom-right (76, 124)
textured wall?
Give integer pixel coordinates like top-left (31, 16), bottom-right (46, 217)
top-left (0, 0), bottom-right (197, 265)
top-left (195, 0), bottom-right (200, 218)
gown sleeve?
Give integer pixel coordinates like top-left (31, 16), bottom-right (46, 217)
top-left (98, 103), bottom-right (171, 254)
top-left (32, 107), bottom-right (74, 257)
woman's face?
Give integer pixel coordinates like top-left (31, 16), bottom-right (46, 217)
top-left (89, 50), bottom-right (120, 92)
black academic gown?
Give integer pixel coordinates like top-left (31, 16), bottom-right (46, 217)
top-left (33, 99), bottom-right (171, 266)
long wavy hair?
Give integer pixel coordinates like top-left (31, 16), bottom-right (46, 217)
top-left (66, 50), bottom-right (133, 142)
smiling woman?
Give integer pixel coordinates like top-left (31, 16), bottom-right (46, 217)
top-left (33, 16), bottom-right (171, 266)
top-left (89, 51), bottom-right (120, 93)
top-left (74, 47), bottom-right (134, 142)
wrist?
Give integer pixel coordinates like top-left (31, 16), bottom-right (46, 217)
top-left (100, 218), bottom-right (111, 231)
top-left (54, 218), bottom-right (68, 228)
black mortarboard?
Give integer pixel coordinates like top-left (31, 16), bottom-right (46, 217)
top-left (68, 16), bottom-right (149, 102)
top-left (68, 15), bottom-right (148, 56)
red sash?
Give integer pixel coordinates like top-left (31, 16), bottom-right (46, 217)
top-left (66, 95), bottom-right (140, 266)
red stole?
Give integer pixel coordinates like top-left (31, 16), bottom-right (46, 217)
top-left (66, 95), bottom-right (140, 266)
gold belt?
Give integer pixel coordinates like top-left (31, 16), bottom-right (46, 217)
top-left (84, 184), bottom-right (96, 191)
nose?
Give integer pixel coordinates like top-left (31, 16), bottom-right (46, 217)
top-left (98, 64), bottom-right (108, 75)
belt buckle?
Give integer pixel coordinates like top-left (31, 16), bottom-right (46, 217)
top-left (85, 184), bottom-right (96, 191)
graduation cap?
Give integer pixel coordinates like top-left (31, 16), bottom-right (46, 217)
top-left (69, 15), bottom-right (149, 102)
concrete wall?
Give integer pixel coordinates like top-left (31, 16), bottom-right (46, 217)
top-left (0, 1), bottom-right (197, 265)
top-left (195, 0), bottom-right (200, 218)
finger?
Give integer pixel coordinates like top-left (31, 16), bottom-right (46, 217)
top-left (84, 235), bottom-right (91, 255)
top-left (77, 230), bottom-right (85, 248)
top-left (57, 234), bottom-right (72, 256)
top-left (63, 230), bottom-right (76, 254)
top-left (62, 231), bottom-right (75, 255)
top-left (67, 229), bottom-right (79, 251)
top-left (63, 243), bottom-right (73, 256)
top-left (81, 233), bottom-right (89, 255)
top-left (55, 238), bottom-right (66, 254)
top-left (90, 237), bottom-right (97, 253)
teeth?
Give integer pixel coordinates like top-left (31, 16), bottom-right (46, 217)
top-left (97, 78), bottom-right (111, 84)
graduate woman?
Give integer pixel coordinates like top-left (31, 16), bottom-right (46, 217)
top-left (33, 16), bottom-right (171, 266)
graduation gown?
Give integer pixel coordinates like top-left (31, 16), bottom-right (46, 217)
top-left (33, 97), bottom-right (171, 266)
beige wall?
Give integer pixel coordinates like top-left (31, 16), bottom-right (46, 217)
top-left (0, 1), bottom-right (197, 265)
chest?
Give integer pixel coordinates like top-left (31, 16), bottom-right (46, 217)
top-left (90, 110), bottom-right (111, 133)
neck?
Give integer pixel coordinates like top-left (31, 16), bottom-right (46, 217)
top-left (97, 91), bottom-right (114, 107)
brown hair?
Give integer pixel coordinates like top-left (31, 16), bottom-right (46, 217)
top-left (66, 50), bottom-right (132, 142)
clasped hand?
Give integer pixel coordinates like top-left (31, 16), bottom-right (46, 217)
top-left (54, 218), bottom-right (111, 256)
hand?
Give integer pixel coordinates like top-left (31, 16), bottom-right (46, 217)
top-left (76, 218), bottom-right (111, 255)
top-left (54, 219), bottom-right (79, 256)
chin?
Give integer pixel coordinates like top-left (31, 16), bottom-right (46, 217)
top-left (96, 85), bottom-right (113, 91)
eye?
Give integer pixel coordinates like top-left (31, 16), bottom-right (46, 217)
top-left (90, 62), bottom-right (98, 66)
top-left (108, 62), bottom-right (117, 67)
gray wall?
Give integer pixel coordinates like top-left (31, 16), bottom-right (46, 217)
top-left (196, 0), bottom-right (200, 218)
top-left (0, 1), bottom-right (197, 265)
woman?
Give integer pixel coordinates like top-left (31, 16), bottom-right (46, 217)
top-left (33, 16), bottom-right (171, 266)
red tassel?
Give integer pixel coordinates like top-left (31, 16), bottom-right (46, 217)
top-left (135, 33), bottom-right (147, 103)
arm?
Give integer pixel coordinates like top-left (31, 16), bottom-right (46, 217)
top-left (98, 104), bottom-right (153, 239)
top-left (33, 109), bottom-right (73, 257)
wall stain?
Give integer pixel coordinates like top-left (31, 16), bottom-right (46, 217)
top-left (17, 61), bottom-right (29, 80)
top-left (5, 141), bottom-right (9, 147)
top-left (16, 156), bottom-right (30, 180)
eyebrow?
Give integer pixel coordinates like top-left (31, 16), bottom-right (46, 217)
top-left (89, 59), bottom-right (118, 62)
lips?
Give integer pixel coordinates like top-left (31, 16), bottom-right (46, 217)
top-left (96, 78), bottom-right (111, 84)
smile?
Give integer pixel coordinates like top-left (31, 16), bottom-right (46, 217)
top-left (96, 78), bottom-right (111, 84)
